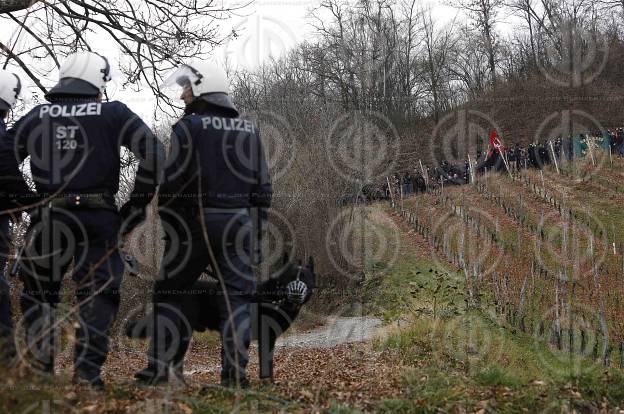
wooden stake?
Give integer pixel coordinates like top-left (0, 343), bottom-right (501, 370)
top-left (612, 223), bottom-right (616, 255)
top-left (549, 141), bottom-right (560, 174)
top-left (400, 178), bottom-right (404, 211)
top-left (386, 176), bottom-right (395, 207)
top-left (501, 150), bottom-right (512, 178)
top-left (419, 159), bottom-right (428, 190)
top-left (587, 136), bottom-right (596, 166)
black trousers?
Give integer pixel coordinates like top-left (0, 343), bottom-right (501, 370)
top-left (19, 207), bottom-right (123, 375)
top-left (0, 215), bottom-right (14, 358)
top-left (149, 209), bottom-right (255, 378)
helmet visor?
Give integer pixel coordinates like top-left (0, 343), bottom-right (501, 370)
top-left (161, 65), bottom-right (202, 92)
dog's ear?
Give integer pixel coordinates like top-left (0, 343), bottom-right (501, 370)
top-left (307, 256), bottom-right (315, 273)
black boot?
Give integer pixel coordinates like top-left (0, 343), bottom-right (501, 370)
top-left (135, 302), bottom-right (185, 385)
top-left (170, 359), bottom-right (185, 384)
top-left (134, 364), bottom-right (169, 385)
top-left (134, 328), bottom-right (170, 385)
top-left (72, 368), bottom-right (105, 390)
top-left (220, 370), bottom-right (250, 389)
top-left (21, 302), bottom-right (56, 375)
top-left (0, 336), bottom-right (16, 366)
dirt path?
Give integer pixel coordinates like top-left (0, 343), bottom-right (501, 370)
top-left (277, 316), bottom-right (382, 348)
top-left (175, 316), bottom-right (383, 377)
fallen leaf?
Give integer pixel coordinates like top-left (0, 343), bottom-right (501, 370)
top-left (178, 402), bottom-right (193, 414)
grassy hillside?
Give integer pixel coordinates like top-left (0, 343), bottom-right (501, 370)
top-left (4, 151), bottom-right (624, 412)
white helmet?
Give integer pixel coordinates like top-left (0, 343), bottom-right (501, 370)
top-left (45, 51), bottom-right (111, 100)
top-left (0, 70), bottom-right (21, 110)
top-left (162, 60), bottom-right (238, 115)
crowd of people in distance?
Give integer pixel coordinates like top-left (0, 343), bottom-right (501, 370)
top-left (338, 128), bottom-right (624, 205)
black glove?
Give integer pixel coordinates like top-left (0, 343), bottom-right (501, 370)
top-left (120, 203), bottom-right (147, 236)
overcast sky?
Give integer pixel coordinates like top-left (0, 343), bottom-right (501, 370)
top-left (1, 0), bottom-right (523, 122)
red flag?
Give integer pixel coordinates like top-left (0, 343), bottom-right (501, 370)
top-left (489, 130), bottom-right (504, 154)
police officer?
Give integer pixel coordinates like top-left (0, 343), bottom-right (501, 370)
top-left (0, 51), bottom-right (164, 388)
top-left (0, 69), bottom-right (27, 363)
top-left (135, 60), bottom-right (272, 387)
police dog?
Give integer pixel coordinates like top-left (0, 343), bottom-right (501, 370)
top-left (125, 256), bottom-right (316, 382)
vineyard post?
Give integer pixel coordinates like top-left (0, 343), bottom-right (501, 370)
top-left (613, 223), bottom-right (616, 255)
top-left (549, 140), bottom-right (560, 174)
top-left (540, 170), bottom-right (545, 196)
top-left (386, 176), bottom-right (395, 208)
top-left (622, 244), bottom-right (624, 282)
top-left (530, 261), bottom-right (536, 333)
top-left (419, 159), bottom-right (428, 190)
top-left (571, 233), bottom-right (579, 354)
top-left (519, 275), bottom-right (528, 332)
top-left (459, 231), bottom-right (465, 269)
top-left (590, 235), bottom-right (610, 365)
top-left (609, 145), bottom-right (613, 165)
top-left (554, 277), bottom-right (562, 349)
top-left (500, 150), bottom-right (512, 178)
top-left (562, 224), bottom-right (568, 351)
top-left (587, 136), bottom-right (596, 166)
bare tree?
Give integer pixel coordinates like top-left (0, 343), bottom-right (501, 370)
top-left (595, 0), bottom-right (624, 13)
top-left (449, 26), bottom-right (491, 98)
top-left (451, 0), bottom-right (504, 87)
top-left (0, 0), bottom-right (241, 113)
top-left (420, 6), bottom-right (457, 122)
top-left (506, 0), bottom-right (540, 67)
